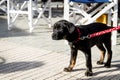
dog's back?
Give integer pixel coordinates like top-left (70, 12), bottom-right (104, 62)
top-left (77, 22), bottom-right (112, 35)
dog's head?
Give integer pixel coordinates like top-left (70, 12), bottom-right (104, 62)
top-left (52, 20), bottom-right (75, 40)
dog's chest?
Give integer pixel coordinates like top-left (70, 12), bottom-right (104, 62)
top-left (69, 40), bottom-right (89, 50)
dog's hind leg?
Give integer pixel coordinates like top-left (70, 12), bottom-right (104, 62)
top-left (104, 40), bottom-right (112, 68)
top-left (96, 43), bottom-right (106, 65)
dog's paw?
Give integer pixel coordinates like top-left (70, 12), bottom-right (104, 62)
top-left (104, 63), bottom-right (111, 68)
top-left (97, 61), bottom-right (104, 65)
top-left (64, 67), bottom-right (72, 72)
top-left (85, 71), bottom-right (93, 76)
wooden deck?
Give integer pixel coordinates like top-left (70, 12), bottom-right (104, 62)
top-left (0, 15), bottom-right (120, 80)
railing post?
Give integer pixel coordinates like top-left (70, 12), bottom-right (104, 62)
top-left (64, 0), bottom-right (69, 21)
top-left (112, 0), bottom-right (118, 45)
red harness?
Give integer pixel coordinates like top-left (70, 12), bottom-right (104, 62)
top-left (74, 27), bottom-right (82, 43)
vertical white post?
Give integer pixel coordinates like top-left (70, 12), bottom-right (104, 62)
top-left (107, 9), bottom-right (112, 26)
top-left (28, 0), bottom-right (33, 33)
top-left (48, 0), bottom-right (52, 28)
top-left (7, 0), bottom-right (11, 30)
top-left (112, 0), bottom-right (118, 45)
top-left (64, 0), bottom-right (69, 21)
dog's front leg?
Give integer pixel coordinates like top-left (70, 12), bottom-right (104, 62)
top-left (64, 47), bottom-right (78, 72)
top-left (84, 49), bottom-right (93, 76)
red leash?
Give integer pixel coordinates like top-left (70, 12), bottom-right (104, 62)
top-left (79, 26), bottom-right (120, 40)
top-left (89, 26), bottom-right (120, 38)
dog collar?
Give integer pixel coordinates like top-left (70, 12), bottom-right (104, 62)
top-left (74, 27), bottom-right (90, 43)
top-left (74, 27), bottom-right (81, 43)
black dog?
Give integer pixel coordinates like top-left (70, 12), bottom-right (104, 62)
top-left (52, 20), bottom-right (112, 76)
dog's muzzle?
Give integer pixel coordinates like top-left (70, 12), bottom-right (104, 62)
top-left (52, 33), bottom-right (58, 40)
top-left (52, 32), bottom-right (64, 40)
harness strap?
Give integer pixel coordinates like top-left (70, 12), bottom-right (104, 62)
top-left (74, 27), bottom-right (81, 43)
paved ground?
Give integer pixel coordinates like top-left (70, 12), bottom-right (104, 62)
top-left (0, 11), bottom-right (120, 80)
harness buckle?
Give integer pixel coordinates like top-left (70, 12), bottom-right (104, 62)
top-left (80, 35), bottom-right (90, 40)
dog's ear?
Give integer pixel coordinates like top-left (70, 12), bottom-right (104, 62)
top-left (66, 21), bottom-right (75, 34)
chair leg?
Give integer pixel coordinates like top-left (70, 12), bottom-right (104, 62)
top-left (28, 0), bottom-right (33, 33)
top-left (0, 0), bottom-right (7, 13)
top-left (48, 0), bottom-right (52, 28)
top-left (7, 0), bottom-right (11, 30)
top-left (33, 0), bottom-right (52, 28)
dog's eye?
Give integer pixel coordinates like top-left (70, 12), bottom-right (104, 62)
top-left (56, 27), bottom-right (63, 31)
